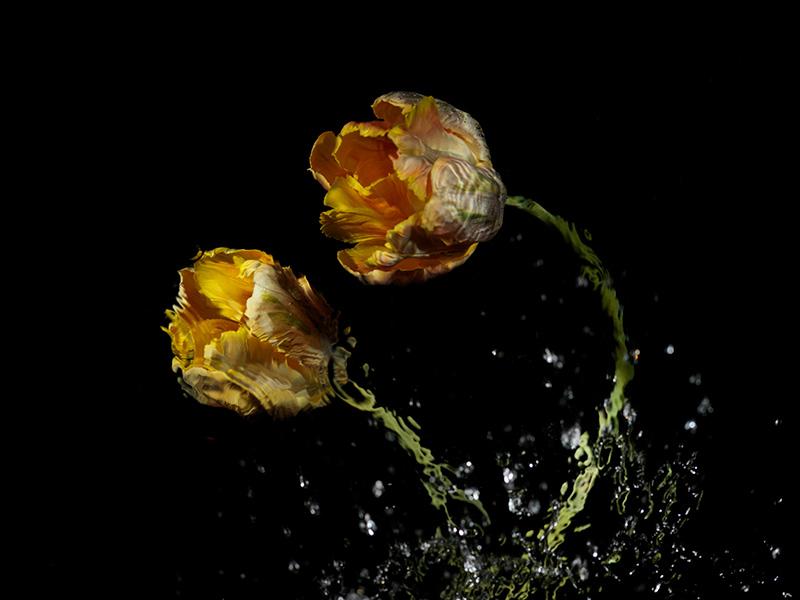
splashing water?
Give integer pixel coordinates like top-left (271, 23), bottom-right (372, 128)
top-left (312, 197), bottom-right (786, 599)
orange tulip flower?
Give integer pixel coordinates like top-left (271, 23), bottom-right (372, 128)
top-left (310, 92), bottom-right (506, 284)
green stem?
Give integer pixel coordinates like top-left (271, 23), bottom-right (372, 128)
top-left (506, 195), bottom-right (635, 550)
top-left (333, 378), bottom-right (490, 526)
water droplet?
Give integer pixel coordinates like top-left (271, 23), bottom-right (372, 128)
top-left (561, 424), bottom-right (582, 450)
top-left (502, 467), bottom-right (517, 487)
top-left (684, 419), bottom-right (698, 433)
top-left (372, 480), bottom-right (384, 498)
top-left (665, 344), bottom-right (675, 355)
top-left (359, 512), bottom-right (377, 536)
top-left (456, 460), bottom-right (475, 477)
top-left (697, 397), bottom-right (714, 415)
top-left (305, 499), bottom-right (320, 516)
top-left (623, 402), bottom-right (637, 423)
top-left (527, 498), bottom-right (542, 515)
top-left (571, 557), bottom-right (589, 581)
top-left (542, 348), bottom-right (565, 368)
top-left (464, 553), bottom-right (480, 574)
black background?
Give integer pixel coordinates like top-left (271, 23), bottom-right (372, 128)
top-left (26, 34), bottom-right (792, 597)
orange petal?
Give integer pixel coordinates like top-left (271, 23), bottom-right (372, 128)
top-left (310, 131), bottom-right (346, 190)
top-left (368, 173), bottom-right (424, 217)
top-left (336, 241), bottom-right (477, 285)
top-left (372, 92), bottom-right (424, 125)
top-left (334, 132), bottom-right (395, 186)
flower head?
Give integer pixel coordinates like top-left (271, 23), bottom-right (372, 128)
top-left (164, 248), bottom-right (337, 417)
top-left (310, 92), bottom-right (506, 284)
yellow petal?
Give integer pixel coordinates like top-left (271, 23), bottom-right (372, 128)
top-left (324, 176), bottom-right (404, 222)
top-left (320, 210), bottom-right (389, 244)
top-left (193, 254), bottom-right (258, 322)
top-left (310, 131), bottom-right (346, 190)
top-left (372, 91), bottom-right (424, 125)
top-left (202, 327), bottom-right (330, 417)
top-left (340, 120), bottom-right (391, 138)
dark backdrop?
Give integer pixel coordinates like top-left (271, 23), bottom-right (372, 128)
top-left (28, 40), bottom-right (792, 597)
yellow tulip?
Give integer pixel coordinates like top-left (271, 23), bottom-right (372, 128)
top-left (164, 248), bottom-right (338, 417)
top-left (310, 92), bottom-right (506, 284)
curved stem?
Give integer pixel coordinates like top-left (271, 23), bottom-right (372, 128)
top-left (333, 377), bottom-right (490, 526)
top-left (506, 195), bottom-right (635, 550)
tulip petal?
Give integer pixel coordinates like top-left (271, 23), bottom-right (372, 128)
top-left (421, 156), bottom-right (506, 243)
top-left (244, 262), bottom-right (336, 365)
top-left (201, 327), bottom-right (329, 417)
top-left (368, 173), bottom-right (425, 217)
top-left (324, 176), bottom-right (405, 223)
top-left (182, 366), bottom-right (262, 416)
top-left (334, 132), bottom-right (395, 187)
top-left (338, 241), bottom-right (478, 284)
top-left (340, 120), bottom-right (391, 138)
top-left (372, 91), bottom-right (424, 125)
top-left (320, 210), bottom-right (389, 244)
top-left (193, 253), bottom-right (259, 322)
top-left (310, 131), bottom-right (346, 190)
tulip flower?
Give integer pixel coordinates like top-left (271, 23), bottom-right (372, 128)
top-left (164, 248), bottom-right (337, 418)
top-left (310, 92), bottom-right (506, 284)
